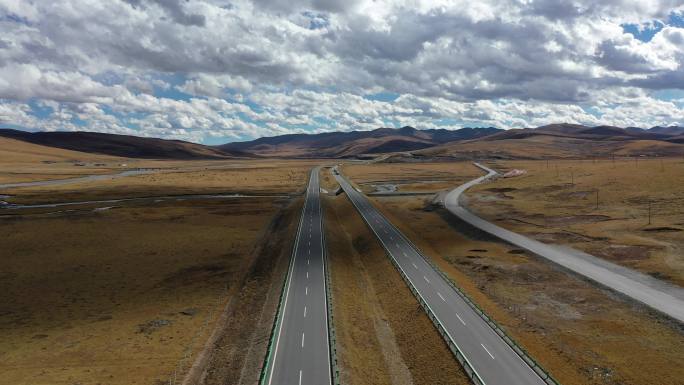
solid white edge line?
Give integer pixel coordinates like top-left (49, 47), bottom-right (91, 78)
top-left (267, 169), bottom-right (312, 385)
top-left (333, 171), bottom-right (489, 385)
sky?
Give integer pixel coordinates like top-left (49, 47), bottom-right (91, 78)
top-left (1, 1), bottom-right (684, 144)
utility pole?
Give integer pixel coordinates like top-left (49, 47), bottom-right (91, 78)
top-left (595, 189), bottom-right (599, 210)
top-left (648, 201), bottom-right (652, 225)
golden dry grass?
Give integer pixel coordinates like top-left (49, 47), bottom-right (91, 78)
top-left (467, 158), bottom-right (684, 286)
top-left (2, 160), bottom-right (321, 205)
top-left (0, 157), bottom-right (321, 385)
top-left (416, 135), bottom-right (684, 159)
top-left (342, 161), bottom-right (684, 385)
top-left (342, 162), bottom-right (481, 193)
top-left (323, 189), bottom-right (469, 385)
top-left (0, 137), bottom-right (127, 183)
top-left (369, 194), bottom-right (684, 385)
top-left (0, 199), bottom-right (281, 385)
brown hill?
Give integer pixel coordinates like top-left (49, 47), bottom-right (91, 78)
top-left (0, 129), bottom-right (248, 159)
top-left (412, 124), bottom-right (684, 160)
top-left (0, 137), bottom-right (122, 164)
top-left (218, 126), bottom-right (501, 158)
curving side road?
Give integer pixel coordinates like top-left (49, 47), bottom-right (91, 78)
top-left (265, 168), bottom-right (332, 385)
top-left (445, 163), bottom-right (684, 324)
top-left (0, 170), bottom-right (154, 190)
top-left (334, 168), bottom-right (547, 385)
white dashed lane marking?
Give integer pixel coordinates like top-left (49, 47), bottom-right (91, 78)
top-left (456, 313), bottom-right (466, 326)
top-left (481, 343), bottom-right (495, 359)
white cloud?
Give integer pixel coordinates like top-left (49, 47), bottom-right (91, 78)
top-left (0, 0), bottom-right (683, 142)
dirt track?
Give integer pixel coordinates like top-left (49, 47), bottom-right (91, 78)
top-left (197, 198), bottom-right (301, 385)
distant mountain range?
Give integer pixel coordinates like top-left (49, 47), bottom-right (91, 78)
top-left (414, 123), bottom-right (684, 160)
top-left (218, 126), bottom-right (501, 158)
top-left (0, 129), bottom-right (248, 159)
top-left (1, 124), bottom-right (684, 160)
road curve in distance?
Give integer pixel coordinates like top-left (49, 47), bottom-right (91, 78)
top-left (334, 167), bottom-right (547, 385)
top-left (445, 163), bottom-right (684, 324)
top-left (265, 167), bottom-right (332, 385)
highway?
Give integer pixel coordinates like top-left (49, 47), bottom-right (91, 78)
top-left (265, 168), bottom-right (332, 385)
top-left (444, 163), bottom-right (684, 323)
top-left (334, 168), bottom-right (547, 385)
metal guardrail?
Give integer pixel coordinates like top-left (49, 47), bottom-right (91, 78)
top-left (337, 169), bottom-right (560, 385)
top-left (258, 171), bottom-right (311, 385)
top-left (334, 171), bottom-right (486, 385)
top-left (395, 227), bottom-right (560, 385)
top-left (321, 198), bottom-right (341, 385)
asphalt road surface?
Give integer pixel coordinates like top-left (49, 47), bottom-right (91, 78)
top-left (445, 163), bottom-right (684, 324)
top-left (266, 168), bottom-right (332, 385)
top-left (334, 168), bottom-right (547, 385)
top-left (0, 169), bottom-right (154, 190)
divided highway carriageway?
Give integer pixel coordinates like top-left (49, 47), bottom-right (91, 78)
top-left (334, 167), bottom-right (549, 385)
top-left (263, 167), bottom-right (332, 385)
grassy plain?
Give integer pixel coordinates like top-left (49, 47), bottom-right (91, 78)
top-left (344, 161), bottom-right (684, 385)
top-left (467, 158), bottom-right (684, 286)
top-left (1, 199), bottom-right (282, 385)
top-left (321, 168), bottom-right (468, 385)
top-left (0, 140), bottom-right (320, 385)
top-left (343, 162), bottom-right (481, 193)
top-left (2, 159), bottom-right (316, 205)
top-left (0, 137), bottom-right (126, 183)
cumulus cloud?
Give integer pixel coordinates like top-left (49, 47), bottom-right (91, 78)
top-left (123, 0), bottom-right (207, 26)
top-left (0, 0), bottom-right (683, 142)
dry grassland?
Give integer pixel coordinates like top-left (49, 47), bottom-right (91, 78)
top-left (0, 137), bottom-right (125, 183)
top-left (0, 157), bottom-right (318, 385)
top-left (370, 194), bottom-right (684, 385)
top-left (199, 198), bottom-right (302, 385)
top-left (2, 160), bottom-right (317, 205)
top-left (467, 158), bottom-right (684, 286)
top-left (340, 161), bottom-right (684, 384)
top-left (1, 198), bottom-right (283, 385)
top-left (342, 162), bottom-right (481, 193)
top-left (323, 187), bottom-right (469, 385)
top-left (416, 135), bottom-right (684, 159)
